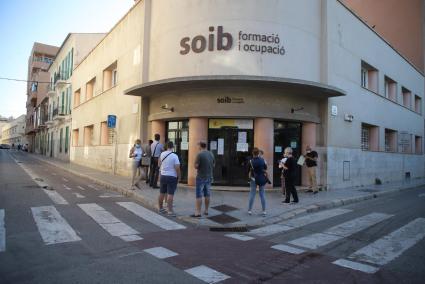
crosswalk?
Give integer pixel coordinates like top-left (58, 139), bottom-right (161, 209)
top-left (0, 201), bottom-right (187, 252)
top-left (244, 208), bottom-right (425, 274)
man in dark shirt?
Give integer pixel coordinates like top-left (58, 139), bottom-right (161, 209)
top-left (305, 145), bottom-right (318, 194)
top-left (192, 142), bottom-right (215, 217)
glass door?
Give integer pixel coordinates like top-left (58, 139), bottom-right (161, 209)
top-left (208, 119), bottom-right (253, 186)
top-left (166, 120), bottom-right (189, 183)
top-left (273, 121), bottom-right (302, 186)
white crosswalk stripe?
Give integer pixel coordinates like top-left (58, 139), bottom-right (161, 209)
top-left (78, 203), bottom-right (142, 242)
top-left (0, 209), bottom-right (5, 252)
top-left (225, 234), bottom-right (255, 241)
top-left (117, 202), bottom-right (186, 230)
top-left (77, 186), bottom-right (86, 191)
top-left (31, 206), bottom-right (81, 245)
top-left (343, 218), bottom-right (425, 268)
top-left (288, 213), bottom-right (392, 249)
top-left (144, 247), bottom-right (179, 259)
top-left (185, 265), bottom-right (230, 284)
top-left (73, 193), bottom-right (85, 198)
top-left (249, 208), bottom-right (352, 237)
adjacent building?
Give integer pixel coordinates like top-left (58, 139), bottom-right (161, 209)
top-left (46, 33), bottom-right (106, 161)
top-left (70, 0), bottom-right (424, 189)
top-left (25, 43), bottom-right (59, 153)
top-left (1, 115), bottom-right (27, 146)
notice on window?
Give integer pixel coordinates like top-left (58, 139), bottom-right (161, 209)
top-left (238, 131), bottom-right (247, 143)
top-left (236, 142), bottom-right (249, 152)
top-left (181, 131), bottom-right (188, 142)
top-left (180, 142), bottom-right (189, 150)
top-left (217, 139), bottom-right (224, 155)
top-left (290, 141), bottom-right (297, 148)
top-left (275, 146), bottom-right (282, 153)
top-left (210, 141), bottom-right (217, 151)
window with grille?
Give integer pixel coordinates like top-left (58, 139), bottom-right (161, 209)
top-left (361, 125), bottom-right (370, 151)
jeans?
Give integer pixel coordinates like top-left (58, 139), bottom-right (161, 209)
top-left (248, 181), bottom-right (266, 211)
top-left (195, 177), bottom-right (212, 198)
top-left (149, 157), bottom-right (159, 187)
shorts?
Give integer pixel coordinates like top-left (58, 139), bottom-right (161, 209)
top-left (195, 177), bottom-right (212, 198)
top-left (160, 175), bottom-right (178, 195)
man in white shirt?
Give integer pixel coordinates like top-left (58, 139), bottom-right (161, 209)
top-left (158, 141), bottom-right (181, 217)
top-left (149, 133), bottom-right (164, 189)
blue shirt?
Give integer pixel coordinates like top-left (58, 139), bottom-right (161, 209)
top-left (250, 157), bottom-right (267, 186)
top-left (151, 141), bottom-right (163, 158)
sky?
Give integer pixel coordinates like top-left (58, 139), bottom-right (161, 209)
top-left (0, 0), bottom-right (134, 119)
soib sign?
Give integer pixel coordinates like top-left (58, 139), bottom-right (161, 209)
top-left (180, 26), bottom-right (286, 56)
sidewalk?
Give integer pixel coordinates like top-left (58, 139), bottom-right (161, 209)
top-left (30, 153), bottom-right (425, 228)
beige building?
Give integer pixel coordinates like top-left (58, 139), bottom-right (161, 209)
top-left (2, 115), bottom-right (27, 146)
top-left (25, 43), bottom-right (59, 153)
top-left (46, 33), bottom-right (106, 161)
top-left (71, 0), bottom-right (424, 189)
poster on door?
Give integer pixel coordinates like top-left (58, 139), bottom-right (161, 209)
top-left (210, 141), bottom-right (217, 151)
top-left (236, 142), bottom-right (249, 152)
top-left (181, 131), bottom-right (188, 142)
top-left (180, 141), bottom-right (189, 150)
top-left (238, 131), bottom-right (247, 143)
top-left (217, 139), bottom-right (224, 155)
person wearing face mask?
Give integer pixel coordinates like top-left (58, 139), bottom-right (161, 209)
top-left (282, 147), bottom-right (299, 204)
top-left (305, 145), bottom-right (318, 194)
top-left (129, 139), bottom-right (144, 189)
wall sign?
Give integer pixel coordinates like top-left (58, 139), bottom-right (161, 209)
top-left (107, 115), bottom-right (117, 128)
top-left (217, 96), bottom-right (244, 104)
top-left (180, 26), bottom-right (285, 56)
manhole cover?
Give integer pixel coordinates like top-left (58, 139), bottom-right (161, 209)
top-left (34, 178), bottom-right (44, 182)
top-left (212, 204), bottom-right (238, 212)
top-left (207, 214), bottom-right (240, 224)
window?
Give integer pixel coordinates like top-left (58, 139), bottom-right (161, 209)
top-left (361, 61), bottom-right (378, 93)
top-left (415, 136), bottom-right (422, 154)
top-left (384, 76), bottom-right (397, 102)
top-left (70, 48), bottom-right (73, 76)
top-left (400, 132), bottom-right (412, 153)
top-left (74, 89), bottom-right (81, 107)
top-left (361, 123), bottom-right (379, 151)
top-left (84, 125), bottom-right (94, 146)
top-left (103, 61), bottom-right (117, 91)
top-left (59, 128), bottom-right (63, 153)
top-left (100, 121), bottom-right (110, 145)
top-left (402, 87), bottom-right (412, 109)
top-left (65, 126), bottom-right (69, 153)
top-left (86, 77), bottom-right (96, 100)
top-left (385, 129), bottom-right (397, 152)
top-left (72, 129), bottom-right (79, 146)
top-left (61, 92), bottom-right (65, 114)
top-left (414, 95), bottom-right (422, 114)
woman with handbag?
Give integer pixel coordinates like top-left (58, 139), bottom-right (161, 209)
top-left (248, 147), bottom-right (267, 217)
top-left (129, 139), bottom-right (144, 189)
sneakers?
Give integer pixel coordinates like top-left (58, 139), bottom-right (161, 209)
top-left (167, 212), bottom-right (176, 217)
top-left (262, 211), bottom-right (267, 217)
top-left (248, 210), bottom-right (252, 215)
top-left (159, 208), bottom-right (167, 214)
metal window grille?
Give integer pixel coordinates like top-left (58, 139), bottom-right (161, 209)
top-left (361, 125), bottom-right (369, 150)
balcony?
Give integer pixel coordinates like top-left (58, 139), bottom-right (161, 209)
top-left (30, 91), bottom-right (37, 104)
top-left (52, 108), bottom-right (66, 121)
top-left (54, 72), bottom-right (67, 89)
top-left (47, 84), bottom-right (56, 97)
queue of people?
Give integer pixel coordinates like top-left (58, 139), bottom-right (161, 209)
top-left (129, 133), bottom-right (319, 217)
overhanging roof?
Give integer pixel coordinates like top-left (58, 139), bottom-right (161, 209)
top-left (125, 75), bottom-right (346, 99)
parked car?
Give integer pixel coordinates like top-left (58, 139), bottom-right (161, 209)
top-left (0, 144), bottom-right (11, 149)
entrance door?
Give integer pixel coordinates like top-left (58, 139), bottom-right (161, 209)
top-left (273, 121), bottom-right (302, 186)
top-left (208, 119), bottom-right (253, 186)
top-left (166, 121), bottom-right (189, 183)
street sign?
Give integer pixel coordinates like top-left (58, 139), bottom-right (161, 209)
top-left (107, 115), bottom-right (117, 128)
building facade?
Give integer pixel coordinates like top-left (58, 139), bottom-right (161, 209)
top-left (46, 33), bottom-right (106, 161)
top-left (25, 43), bottom-right (59, 153)
top-left (1, 115), bottom-right (27, 146)
top-left (70, 0), bottom-right (425, 189)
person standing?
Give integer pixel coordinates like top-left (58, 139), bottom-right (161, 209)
top-left (149, 134), bottom-right (163, 189)
top-left (129, 139), bottom-right (144, 189)
top-left (142, 140), bottom-right (153, 184)
top-left (278, 153), bottom-right (287, 197)
top-left (282, 147), bottom-right (299, 204)
top-left (158, 141), bottom-right (181, 217)
top-left (305, 145), bottom-right (319, 194)
top-left (248, 147), bottom-right (267, 216)
top-left (191, 141), bottom-right (215, 218)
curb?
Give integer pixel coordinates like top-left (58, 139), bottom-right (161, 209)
top-left (30, 154), bottom-right (424, 229)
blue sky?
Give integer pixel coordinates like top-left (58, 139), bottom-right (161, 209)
top-left (0, 0), bottom-right (134, 118)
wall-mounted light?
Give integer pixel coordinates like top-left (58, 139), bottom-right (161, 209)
top-left (161, 104), bottom-right (174, 112)
top-left (291, 107), bottom-right (304, 114)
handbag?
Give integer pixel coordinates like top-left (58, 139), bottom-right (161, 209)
top-left (141, 156), bottom-right (151, 166)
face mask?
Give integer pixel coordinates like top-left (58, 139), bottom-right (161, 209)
top-left (307, 150), bottom-right (311, 153)
top-left (136, 144), bottom-right (141, 148)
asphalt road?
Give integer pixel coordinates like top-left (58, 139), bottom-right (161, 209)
top-left (1, 149), bottom-right (425, 284)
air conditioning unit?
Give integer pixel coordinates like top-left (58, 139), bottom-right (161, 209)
top-left (344, 114), bottom-right (354, 122)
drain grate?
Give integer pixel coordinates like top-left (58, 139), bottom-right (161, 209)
top-left (209, 226), bottom-right (248, 232)
top-left (207, 214), bottom-right (240, 224)
top-left (212, 204), bottom-right (239, 213)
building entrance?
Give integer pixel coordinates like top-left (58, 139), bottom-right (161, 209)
top-left (208, 119), bottom-right (253, 186)
top-left (166, 120), bottom-right (189, 183)
top-left (273, 121), bottom-right (302, 187)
